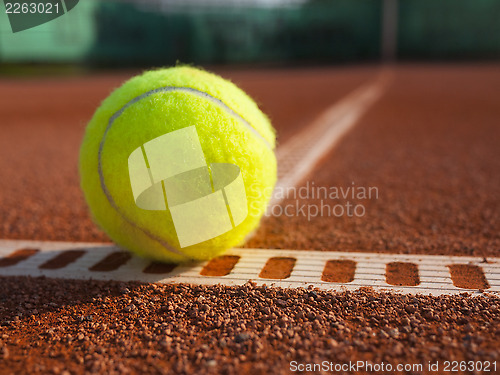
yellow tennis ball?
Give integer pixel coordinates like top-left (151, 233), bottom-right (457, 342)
top-left (79, 67), bottom-right (276, 263)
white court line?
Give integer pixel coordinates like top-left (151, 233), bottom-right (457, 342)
top-left (268, 70), bottom-right (391, 209)
top-left (0, 239), bottom-right (498, 296)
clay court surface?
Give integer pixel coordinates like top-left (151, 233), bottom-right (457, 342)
top-left (0, 65), bottom-right (499, 374)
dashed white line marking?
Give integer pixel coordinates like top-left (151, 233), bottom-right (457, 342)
top-left (0, 239), bottom-right (498, 296)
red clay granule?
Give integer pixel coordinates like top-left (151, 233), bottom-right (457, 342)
top-left (321, 259), bottom-right (356, 283)
top-left (259, 257), bottom-right (296, 279)
top-left (448, 264), bottom-right (490, 290)
top-left (385, 262), bottom-right (420, 286)
top-left (200, 256), bottom-right (240, 277)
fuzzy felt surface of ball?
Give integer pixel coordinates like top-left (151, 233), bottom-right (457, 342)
top-left (79, 67), bottom-right (277, 263)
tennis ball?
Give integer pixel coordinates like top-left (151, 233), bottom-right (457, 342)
top-left (79, 66), bottom-right (276, 263)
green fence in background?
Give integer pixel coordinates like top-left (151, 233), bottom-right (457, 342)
top-left (85, 0), bottom-right (381, 66)
top-left (0, 0), bottom-right (499, 66)
top-left (0, 0), bottom-right (97, 63)
top-left (398, 0), bottom-right (500, 59)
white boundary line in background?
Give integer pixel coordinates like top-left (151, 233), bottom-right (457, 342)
top-left (268, 70), bottom-right (391, 210)
top-left (0, 240), bottom-right (498, 296)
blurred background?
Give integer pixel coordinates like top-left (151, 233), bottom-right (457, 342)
top-left (1, 0), bottom-right (500, 72)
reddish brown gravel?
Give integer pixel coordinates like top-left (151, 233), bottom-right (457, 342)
top-left (0, 277), bottom-right (498, 375)
top-left (447, 264), bottom-right (490, 291)
top-left (200, 256), bottom-right (241, 277)
top-left (259, 257), bottom-right (296, 280)
top-left (321, 260), bottom-right (357, 283)
top-left (89, 252), bottom-right (132, 272)
top-left (144, 262), bottom-right (177, 275)
top-left (386, 262), bottom-right (420, 287)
